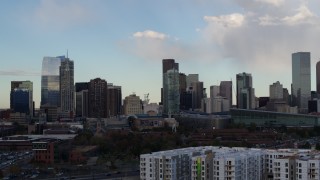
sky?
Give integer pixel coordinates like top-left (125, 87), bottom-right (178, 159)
top-left (1, 0), bottom-right (320, 108)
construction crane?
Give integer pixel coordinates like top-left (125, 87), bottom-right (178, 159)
top-left (144, 93), bottom-right (150, 104)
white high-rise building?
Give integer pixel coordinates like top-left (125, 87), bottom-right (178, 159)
top-left (210, 85), bottom-right (220, 98)
top-left (270, 81), bottom-right (283, 100)
top-left (123, 94), bottom-right (143, 115)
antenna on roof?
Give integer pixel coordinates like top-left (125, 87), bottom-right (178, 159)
top-left (66, 49), bottom-right (68, 58)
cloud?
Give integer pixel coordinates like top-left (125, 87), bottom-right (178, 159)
top-left (122, 1), bottom-right (320, 87)
top-left (31, 0), bottom-right (93, 28)
top-left (282, 5), bottom-right (316, 25)
top-left (198, 1), bottom-right (320, 81)
top-left (122, 30), bottom-right (197, 62)
top-left (258, 15), bottom-right (280, 26)
top-left (255, 0), bottom-right (285, 7)
top-left (0, 70), bottom-right (40, 76)
top-left (204, 13), bottom-right (245, 28)
top-left (133, 30), bottom-right (168, 40)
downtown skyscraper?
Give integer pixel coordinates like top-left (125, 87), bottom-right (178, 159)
top-left (316, 61), bottom-right (320, 94)
top-left (236, 72), bottom-right (255, 109)
top-left (162, 59), bottom-right (180, 116)
top-left (41, 56), bottom-right (62, 107)
top-left (88, 78), bottom-right (108, 118)
top-left (292, 52), bottom-right (311, 111)
top-left (220, 81), bottom-right (232, 106)
top-left (10, 81), bottom-right (33, 115)
top-left (75, 82), bottom-right (89, 117)
top-left (60, 58), bottom-right (74, 113)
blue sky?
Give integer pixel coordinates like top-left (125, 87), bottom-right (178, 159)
top-left (1, 0), bottom-right (320, 108)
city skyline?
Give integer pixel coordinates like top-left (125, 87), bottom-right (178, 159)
top-left (1, 0), bottom-right (320, 108)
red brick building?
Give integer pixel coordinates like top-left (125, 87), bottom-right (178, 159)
top-left (32, 139), bottom-right (57, 164)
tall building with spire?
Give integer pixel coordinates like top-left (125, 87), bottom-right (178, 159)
top-left (60, 58), bottom-right (74, 113)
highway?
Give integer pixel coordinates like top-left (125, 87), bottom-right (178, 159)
top-left (38, 170), bottom-right (140, 180)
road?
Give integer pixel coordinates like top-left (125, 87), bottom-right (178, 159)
top-left (38, 170), bottom-right (140, 180)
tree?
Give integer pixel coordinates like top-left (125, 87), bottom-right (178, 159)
top-left (9, 165), bottom-right (20, 176)
top-left (248, 123), bottom-right (257, 132)
top-left (301, 142), bottom-right (311, 149)
top-left (0, 170), bottom-right (3, 179)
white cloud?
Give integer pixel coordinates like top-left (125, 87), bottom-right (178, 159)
top-left (0, 70), bottom-right (40, 76)
top-left (133, 30), bottom-right (168, 40)
top-left (255, 0), bottom-right (285, 7)
top-left (258, 15), bottom-right (279, 26)
top-left (198, 1), bottom-right (320, 83)
top-left (282, 5), bottom-right (315, 25)
top-left (32, 0), bottom-right (93, 28)
top-left (123, 1), bottom-right (320, 92)
top-left (126, 31), bottom-right (187, 61)
top-left (204, 13), bottom-right (245, 28)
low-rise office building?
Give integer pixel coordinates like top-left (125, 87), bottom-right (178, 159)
top-left (230, 108), bottom-right (320, 127)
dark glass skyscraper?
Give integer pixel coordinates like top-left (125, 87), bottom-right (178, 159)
top-left (316, 61), bottom-right (320, 94)
top-left (75, 82), bottom-right (89, 117)
top-left (191, 81), bottom-right (204, 109)
top-left (292, 52), bottom-right (311, 110)
top-left (236, 72), bottom-right (255, 109)
top-left (220, 81), bottom-right (232, 106)
top-left (10, 81), bottom-right (33, 115)
top-left (41, 56), bottom-right (63, 106)
top-left (60, 58), bottom-right (74, 112)
top-left (11, 89), bottom-right (31, 114)
top-left (107, 84), bottom-right (122, 117)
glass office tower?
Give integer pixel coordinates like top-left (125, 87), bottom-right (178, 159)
top-left (11, 81), bottom-right (33, 115)
top-left (236, 72), bottom-right (255, 109)
top-left (11, 89), bottom-right (31, 114)
top-left (163, 69), bottom-right (180, 115)
top-left (60, 58), bottom-right (74, 112)
top-left (41, 56), bottom-right (63, 106)
top-left (162, 59), bottom-right (180, 116)
top-left (292, 52), bottom-right (311, 110)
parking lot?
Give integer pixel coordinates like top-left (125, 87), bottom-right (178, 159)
top-left (0, 151), bottom-right (33, 169)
